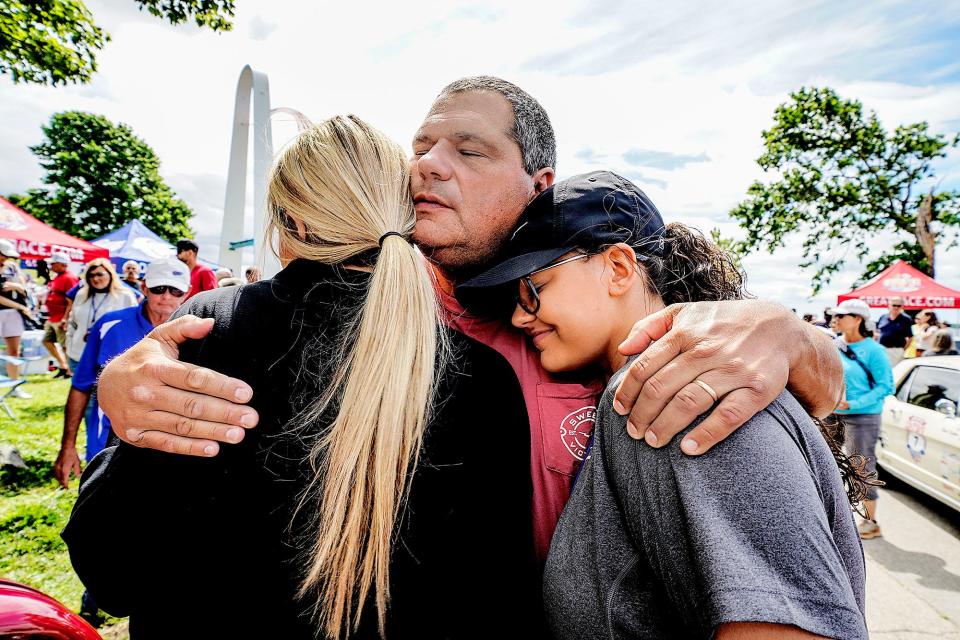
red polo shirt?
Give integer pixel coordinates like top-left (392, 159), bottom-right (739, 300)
top-left (47, 270), bottom-right (79, 322)
top-left (434, 267), bottom-right (603, 562)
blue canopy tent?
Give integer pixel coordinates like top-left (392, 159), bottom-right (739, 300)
top-left (91, 220), bottom-right (220, 273)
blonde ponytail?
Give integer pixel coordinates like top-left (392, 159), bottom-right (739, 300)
top-left (266, 115), bottom-right (446, 637)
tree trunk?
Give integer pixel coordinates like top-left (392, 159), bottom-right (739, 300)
top-left (915, 191), bottom-right (936, 277)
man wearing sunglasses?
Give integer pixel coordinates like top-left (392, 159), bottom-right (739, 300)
top-left (876, 296), bottom-right (915, 365)
top-left (55, 256), bottom-right (191, 490)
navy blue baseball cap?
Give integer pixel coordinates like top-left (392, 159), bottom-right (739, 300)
top-left (456, 170), bottom-right (665, 307)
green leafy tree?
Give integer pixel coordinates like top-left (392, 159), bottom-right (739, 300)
top-left (8, 111), bottom-right (193, 242)
top-left (0, 0), bottom-right (234, 86)
top-left (729, 87), bottom-right (960, 294)
top-left (0, 0), bottom-right (108, 85)
top-left (135, 0), bottom-right (235, 31)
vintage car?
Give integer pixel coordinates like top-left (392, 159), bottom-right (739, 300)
top-left (878, 355), bottom-right (960, 512)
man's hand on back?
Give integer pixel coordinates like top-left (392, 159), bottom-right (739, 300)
top-left (613, 300), bottom-right (842, 455)
top-left (98, 315), bottom-right (259, 457)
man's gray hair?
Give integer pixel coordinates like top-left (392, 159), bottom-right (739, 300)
top-left (437, 76), bottom-right (556, 175)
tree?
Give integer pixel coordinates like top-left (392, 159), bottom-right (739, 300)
top-left (0, 0), bottom-right (234, 86)
top-left (729, 87), bottom-right (960, 294)
top-left (8, 111), bottom-right (194, 242)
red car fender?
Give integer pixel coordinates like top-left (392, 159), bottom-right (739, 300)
top-left (0, 579), bottom-right (102, 639)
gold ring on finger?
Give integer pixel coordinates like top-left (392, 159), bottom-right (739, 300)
top-left (694, 379), bottom-right (719, 403)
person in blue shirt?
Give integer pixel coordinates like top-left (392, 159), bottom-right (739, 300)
top-left (121, 260), bottom-right (146, 300)
top-left (54, 256), bottom-right (191, 489)
top-left (832, 298), bottom-right (895, 540)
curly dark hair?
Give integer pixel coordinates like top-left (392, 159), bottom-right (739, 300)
top-left (584, 223), bottom-right (879, 507)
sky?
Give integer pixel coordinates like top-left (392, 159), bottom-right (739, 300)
top-left (1, 0), bottom-right (959, 317)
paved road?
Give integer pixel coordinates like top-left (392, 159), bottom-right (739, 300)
top-left (864, 470), bottom-right (960, 639)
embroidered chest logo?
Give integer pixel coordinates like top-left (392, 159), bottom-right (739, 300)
top-left (561, 406), bottom-right (596, 461)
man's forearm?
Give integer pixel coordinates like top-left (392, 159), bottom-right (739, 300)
top-left (787, 322), bottom-right (843, 418)
top-left (62, 387), bottom-right (92, 448)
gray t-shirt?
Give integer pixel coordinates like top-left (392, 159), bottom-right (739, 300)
top-left (543, 365), bottom-right (867, 639)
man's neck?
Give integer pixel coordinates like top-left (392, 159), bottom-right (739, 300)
top-left (186, 257), bottom-right (198, 270)
top-left (142, 304), bottom-right (168, 327)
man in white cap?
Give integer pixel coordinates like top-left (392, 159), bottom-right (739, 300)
top-left (54, 255), bottom-right (192, 489)
top-left (56, 255), bottom-right (189, 627)
top-left (43, 251), bottom-right (79, 377)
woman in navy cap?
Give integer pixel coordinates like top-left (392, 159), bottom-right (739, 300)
top-left (457, 171), bottom-right (873, 640)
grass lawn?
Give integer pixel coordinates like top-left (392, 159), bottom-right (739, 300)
top-left (0, 373), bottom-right (128, 639)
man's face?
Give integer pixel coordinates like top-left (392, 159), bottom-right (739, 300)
top-left (143, 284), bottom-right (187, 321)
top-left (124, 264), bottom-right (139, 280)
top-left (889, 298), bottom-right (903, 317)
top-left (50, 262), bottom-right (67, 274)
top-left (410, 91), bottom-right (553, 274)
top-left (176, 250), bottom-right (191, 263)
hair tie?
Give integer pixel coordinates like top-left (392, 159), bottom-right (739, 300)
top-left (378, 231), bottom-right (404, 247)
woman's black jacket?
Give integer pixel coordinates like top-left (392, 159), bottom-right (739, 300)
top-left (62, 259), bottom-right (541, 639)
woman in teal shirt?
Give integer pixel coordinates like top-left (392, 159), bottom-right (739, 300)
top-left (832, 298), bottom-right (895, 539)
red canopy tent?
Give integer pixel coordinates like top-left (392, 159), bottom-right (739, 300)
top-left (0, 197), bottom-right (108, 263)
top-left (837, 260), bottom-right (960, 310)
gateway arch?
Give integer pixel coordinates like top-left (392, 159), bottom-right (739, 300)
top-left (219, 65), bottom-right (307, 278)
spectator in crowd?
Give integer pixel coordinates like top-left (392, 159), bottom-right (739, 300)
top-left (175, 239), bottom-right (217, 300)
top-left (54, 256), bottom-right (190, 628)
top-left (245, 266), bottom-right (261, 283)
top-left (121, 261), bottom-right (145, 299)
top-left (65, 258), bottom-right (139, 373)
top-left (217, 276), bottom-right (245, 288)
top-left (832, 298), bottom-right (895, 540)
top-left (215, 267), bottom-right (234, 284)
top-left (0, 241), bottom-right (35, 397)
top-left (876, 296), bottom-right (914, 365)
top-left (55, 256), bottom-right (191, 482)
top-left (814, 307), bottom-right (832, 329)
top-left (924, 329), bottom-right (958, 356)
top-left (911, 309), bottom-right (940, 357)
top-left (43, 252), bottom-right (78, 378)
top-left (63, 264), bottom-right (87, 323)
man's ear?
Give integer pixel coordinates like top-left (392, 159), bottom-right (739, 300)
top-left (604, 244), bottom-right (639, 297)
top-left (531, 167), bottom-right (555, 193)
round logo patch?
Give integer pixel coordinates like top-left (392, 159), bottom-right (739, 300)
top-left (561, 406), bottom-right (596, 461)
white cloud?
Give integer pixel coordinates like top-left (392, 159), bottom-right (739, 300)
top-left (248, 15), bottom-right (278, 41)
top-left (0, 0), bottom-right (957, 318)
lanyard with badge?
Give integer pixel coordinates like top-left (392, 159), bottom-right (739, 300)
top-left (85, 293), bottom-right (108, 342)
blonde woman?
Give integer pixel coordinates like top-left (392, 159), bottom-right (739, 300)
top-left (63, 116), bottom-right (541, 639)
top-left (65, 258), bottom-right (138, 369)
